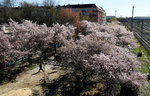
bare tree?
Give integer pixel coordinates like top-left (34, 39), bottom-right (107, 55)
top-left (0, 1), bottom-right (3, 8)
top-left (43, 0), bottom-right (55, 7)
top-left (20, 1), bottom-right (33, 7)
top-left (2, 0), bottom-right (16, 7)
top-left (0, 0), bottom-right (16, 23)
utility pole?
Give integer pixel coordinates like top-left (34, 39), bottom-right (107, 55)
top-left (131, 5), bottom-right (134, 32)
top-left (115, 10), bottom-right (117, 17)
top-left (132, 5), bottom-right (134, 18)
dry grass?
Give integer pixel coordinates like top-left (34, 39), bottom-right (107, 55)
top-left (84, 83), bottom-right (104, 96)
top-left (1, 88), bottom-right (32, 96)
top-left (0, 65), bottom-right (61, 96)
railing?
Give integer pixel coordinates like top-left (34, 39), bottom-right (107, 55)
top-left (118, 18), bottom-right (150, 55)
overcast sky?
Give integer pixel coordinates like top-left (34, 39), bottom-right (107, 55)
top-left (16, 0), bottom-right (150, 17)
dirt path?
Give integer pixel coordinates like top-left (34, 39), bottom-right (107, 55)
top-left (0, 64), bottom-right (60, 96)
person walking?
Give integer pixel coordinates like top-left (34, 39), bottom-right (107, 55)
top-left (38, 61), bottom-right (44, 72)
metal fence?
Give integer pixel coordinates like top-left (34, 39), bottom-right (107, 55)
top-left (118, 18), bottom-right (150, 55)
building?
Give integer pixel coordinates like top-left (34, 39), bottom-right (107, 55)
top-left (64, 4), bottom-right (106, 24)
top-left (106, 16), bottom-right (116, 20)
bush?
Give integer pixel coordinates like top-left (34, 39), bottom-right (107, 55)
top-left (108, 18), bottom-right (117, 22)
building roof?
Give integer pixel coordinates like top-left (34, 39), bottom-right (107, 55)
top-left (64, 4), bottom-right (98, 8)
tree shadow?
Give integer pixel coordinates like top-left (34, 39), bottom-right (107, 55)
top-left (41, 72), bottom-right (84, 96)
top-left (51, 66), bottom-right (58, 70)
top-left (48, 71), bottom-right (57, 75)
top-left (40, 71), bottom-right (110, 96)
top-left (32, 72), bottom-right (40, 75)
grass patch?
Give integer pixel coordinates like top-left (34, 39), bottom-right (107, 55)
top-left (139, 85), bottom-right (150, 96)
top-left (25, 64), bottom-right (37, 71)
top-left (132, 41), bottom-right (150, 96)
top-left (132, 43), bottom-right (150, 73)
top-left (140, 45), bottom-right (150, 61)
top-left (58, 67), bottom-right (68, 75)
top-left (138, 58), bottom-right (150, 73)
top-left (58, 70), bottom-right (66, 75)
top-left (0, 78), bottom-right (6, 84)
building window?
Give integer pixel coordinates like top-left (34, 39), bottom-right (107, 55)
top-left (82, 9), bottom-right (86, 12)
top-left (86, 12), bottom-right (89, 15)
top-left (93, 8), bottom-right (97, 12)
top-left (93, 13), bottom-right (97, 16)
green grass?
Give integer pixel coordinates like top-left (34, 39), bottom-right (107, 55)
top-left (138, 58), bottom-right (150, 73)
top-left (58, 67), bottom-right (68, 75)
top-left (139, 85), bottom-right (150, 96)
top-left (140, 45), bottom-right (150, 61)
top-left (132, 43), bottom-right (150, 73)
top-left (25, 64), bottom-right (37, 71)
top-left (132, 42), bottom-right (150, 96)
top-left (0, 79), bottom-right (6, 84)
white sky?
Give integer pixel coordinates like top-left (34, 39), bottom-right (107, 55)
top-left (15, 0), bottom-right (150, 17)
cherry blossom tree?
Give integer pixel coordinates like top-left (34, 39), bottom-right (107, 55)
top-left (9, 19), bottom-right (54, 64)
top-left (89, 46), bottom-right (146, 95)
top-left (51, 23), bottom-right (76, 54)
top-left (8, 19), bottom-right (76, 63)
top-left (60, 21), bottom-right (147, 95)
top-left (1, 18), bottom-right (147, 95)
top-left (81, 20), bottom-right (137, 49)
top-left (0, 32), bottom-right (13, 68)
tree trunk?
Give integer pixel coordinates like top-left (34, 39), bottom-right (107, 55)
top-left (44, 50), bottom-right (46, 60)
top-left (0, 62), bottom-right (5, 69)
top-left (54, 44), bottom-right (57, 54)
top-left (120, 84), bottom-right (138, 96)
top-left (43, 48), bottom-right (47, 60)
top-left (28, 54), bottom-right (32, 65)
top-left (1, 56), bottom-right (5, 69)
